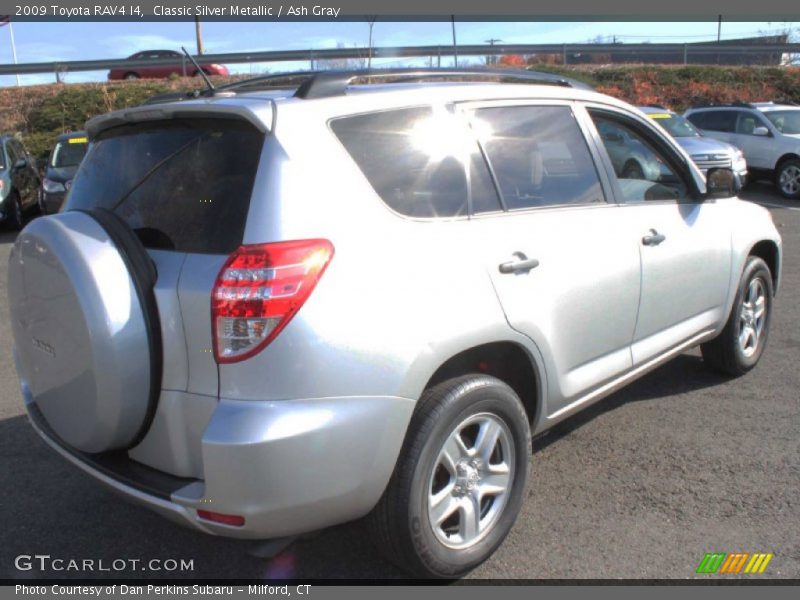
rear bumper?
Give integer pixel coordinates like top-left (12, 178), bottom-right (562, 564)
top-left (25, 392), bottom-right (415, 539)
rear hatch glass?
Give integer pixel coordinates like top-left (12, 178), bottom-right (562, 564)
top-left (66, 118), bottom-right (264, 254)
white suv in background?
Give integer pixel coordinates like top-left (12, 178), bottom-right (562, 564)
top-left (684, 102), bottom-right (800, 199)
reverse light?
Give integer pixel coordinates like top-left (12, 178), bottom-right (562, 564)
top-left (197, 510), bottom-right (245, 527)
top-left (211, 239), bottom-right (334, 363)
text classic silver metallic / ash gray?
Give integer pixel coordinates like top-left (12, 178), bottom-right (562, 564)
top-left (7, 70), bottom-right (782, 578)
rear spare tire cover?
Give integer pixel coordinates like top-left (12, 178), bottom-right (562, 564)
top-left (8, 211), bottom-right (159, 453)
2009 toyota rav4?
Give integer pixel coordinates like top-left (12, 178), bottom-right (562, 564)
top-left (8, 69), bottom-right (782, 578)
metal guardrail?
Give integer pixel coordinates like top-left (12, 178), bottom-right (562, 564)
top-left (1, 43), bottom-right (799, 77)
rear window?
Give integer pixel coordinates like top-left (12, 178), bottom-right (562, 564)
top-left (66, 118), bottom-right (264, 254)
top-left (330, 106), bottom-right (501, 218)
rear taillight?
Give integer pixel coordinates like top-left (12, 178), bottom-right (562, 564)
top-left (212, 239), bottom-right (334, 363)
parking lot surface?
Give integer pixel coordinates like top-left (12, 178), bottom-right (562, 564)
top-left (1, 182), bottom-right (798, 580)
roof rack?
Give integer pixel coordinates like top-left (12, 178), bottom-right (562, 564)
top-left (769, 99), bottom-right (800, 106)
top-left (292, 68), bottom-right (593, 99)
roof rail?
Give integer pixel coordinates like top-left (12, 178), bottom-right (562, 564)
top-left (292, 68), bottom-right (594, 99)
top-left (691, 101), bottom-right (756, 109)
top-left (769, 98), bottom-right (800, 106)
top-left (140, 68), bottom-right (594, 106)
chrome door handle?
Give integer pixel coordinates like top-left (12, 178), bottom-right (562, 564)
top-left (642, 229), bottom-right (666, 246)
top-left (499, 252), bottom-right (540, 274)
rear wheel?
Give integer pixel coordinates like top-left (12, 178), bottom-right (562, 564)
top-left (367, 375), bottom-right (531, 578)
top-left (701, 256), bottom-right (773, 376)
top-left (124, 72), bottom-right (140, 80)
top-left (775, 158), bottom-right (800, 200)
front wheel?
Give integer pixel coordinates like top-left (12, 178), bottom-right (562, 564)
top-left (367, 375), bottom-right (531, 578)
top-left (775, 158), bottom-right (800, 200)
top-left (701, 256), bottom-right (773, 376)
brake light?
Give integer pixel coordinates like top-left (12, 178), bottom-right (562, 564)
top-left (212, 239), bottom-right (334, 363)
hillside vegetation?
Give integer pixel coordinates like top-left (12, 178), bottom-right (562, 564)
top-left (1, 65), bottom-right (799, 160)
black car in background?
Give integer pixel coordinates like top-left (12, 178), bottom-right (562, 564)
top-left (40, 131), bottom-right (88, 215)
top-left (0, 135), bottom-right (41, 230)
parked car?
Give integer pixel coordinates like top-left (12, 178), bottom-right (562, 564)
top-left (684, 102), bottom-right (800, 199)
top-left (39, 131), bottom-right (88, 215)
top-left (108, 49), bottom-right (230, 80)
top-left (638, 105), bottom-right (747, 183)
top-left (0, 135), bottom-right (41, 229)
top-left (9, 69), bottom-right (782, 578)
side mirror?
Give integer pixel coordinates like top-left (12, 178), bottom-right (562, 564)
top-left (13, 158), bottom-right (26, 170)
top-left (753, 126), bottom-right (770, 137)
top-left (705, 167), bottom-right (739, 199)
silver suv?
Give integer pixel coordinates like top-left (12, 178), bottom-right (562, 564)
top-left (8, 70), bottom-right (782, 578)
top-left (684, 102), bottom-right (800, 199)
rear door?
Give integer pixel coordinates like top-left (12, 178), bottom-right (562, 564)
top-left (586, 106), bottom-right (731, 365)
top-left (463, 101), bottom-right (641, 412)
top-left (686, 109), bottom-right (738, 147)
top-left (65, 117), bottom-right (266, 398)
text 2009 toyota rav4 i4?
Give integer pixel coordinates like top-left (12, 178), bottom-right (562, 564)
top-left (9, 70), bottom-right (782, 578)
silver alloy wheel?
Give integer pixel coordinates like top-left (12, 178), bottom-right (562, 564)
top-left (738, 276), bottom-right (767, 358)
top-left (779, 164), bottom-right (800, 196)
top-left (427, 412), bottom-right (515, 550)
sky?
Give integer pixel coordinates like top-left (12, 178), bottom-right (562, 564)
top-left (0, 20), bottom-right (793, 87)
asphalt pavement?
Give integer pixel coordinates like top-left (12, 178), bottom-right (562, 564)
top-left (0, 182), bottom-right (798, 581)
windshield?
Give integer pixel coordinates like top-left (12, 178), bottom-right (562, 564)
top-left (50, 138), bottom-right (88, 168)
top-left (764, 110), bottom-right (800, 135)
top-left (647, 113), bottom-right (700, 138)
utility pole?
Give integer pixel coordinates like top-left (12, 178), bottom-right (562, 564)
top-left (451, 16), bottom-right (458, 68)
top-left (485, 38), bottom-right (502, 65)
top-left (195, 15), bottom-right (204, 55)
top-left (717, 15), bottom-right (722, 42)
top-left (366, 17), bottom-right (376, 69)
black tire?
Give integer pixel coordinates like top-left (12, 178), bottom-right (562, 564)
top-left (8, 192), bottom-right (24, 230)
top-left (124, 72), bottom-right (140, 80)
top-left (367, 375), bottom-right (531, 578)
top-left (775, 158), bottom-right (800, 200)
top-left (622, 161), bottom-right (645, 179)
top-left (701, 256), bottom-right (773, 376)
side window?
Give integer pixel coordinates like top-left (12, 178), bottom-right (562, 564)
top-left (331, 106), bottom-right (502, 218)
top-left (590, 111), bottom-right (690, 203)
top-left (5, 140), bottom-right (18, 165)
top-left (735, 111), bottom-right (767, 135)
top-left (469, 105), bottom-right (605, 210)
top-left (690, 110), bottom-right (736, 133)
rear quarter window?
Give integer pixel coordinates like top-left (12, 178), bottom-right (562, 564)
top-left (330, 106), bottom-right (501, 218)
top-left (66, 118), bottom-right (264, 254)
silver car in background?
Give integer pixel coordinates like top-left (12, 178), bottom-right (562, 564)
top-left (8, 69), bottom-right (782, 578)
top-left (638, 105), bottom-right (748, 182)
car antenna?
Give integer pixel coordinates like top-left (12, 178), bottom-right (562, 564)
top-left (181, 46), bottom-right (215, 95)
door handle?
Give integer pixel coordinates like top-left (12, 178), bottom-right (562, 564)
top-left (499, 252), bottom-right (540, 274)
top-left (642, 229), bottom-right (666, 246)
